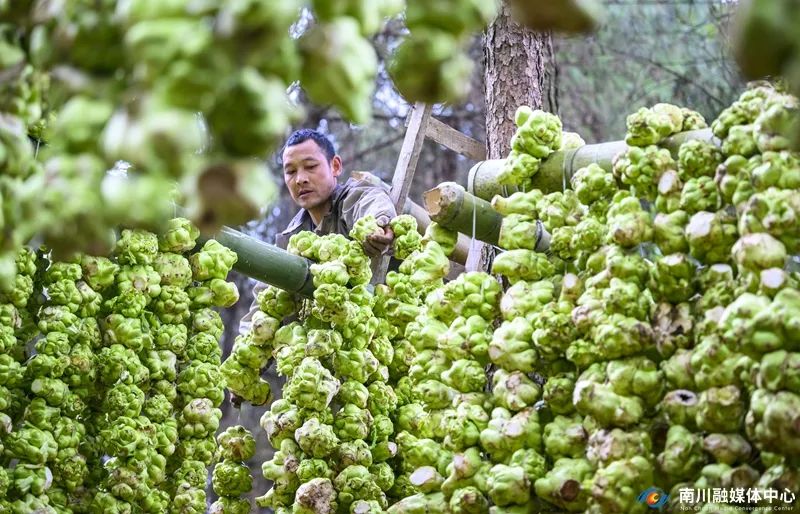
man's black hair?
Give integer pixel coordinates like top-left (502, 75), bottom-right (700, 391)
top-left (284, 129), bottom-right (336, 162)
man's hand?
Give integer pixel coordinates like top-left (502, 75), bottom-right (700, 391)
top-left (363, 226), bottom-right (395, 257)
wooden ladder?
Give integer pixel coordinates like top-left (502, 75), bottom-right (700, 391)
top-left (374, 102), bottom-right (488, 282)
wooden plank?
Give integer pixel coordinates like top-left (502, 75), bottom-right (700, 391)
top-left (373, 102), bottom-right (433, 284)
top-left (425, 116), bottom-right (487, 161)
top-left (391, 102), bottom-right (434, 213)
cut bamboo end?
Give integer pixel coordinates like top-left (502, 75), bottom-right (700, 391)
top-left (424, 182), bottom-right (463, 223)
top-left (424, 183), bottom-right (503, 247)
top-left (423, 187), bottom-right (444, 219)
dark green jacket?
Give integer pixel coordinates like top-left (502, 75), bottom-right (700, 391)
top-left (274, 177), bottom-right (396, 249)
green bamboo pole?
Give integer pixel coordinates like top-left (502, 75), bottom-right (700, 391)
top-left (203, 226), bottom-right (315, 297)
top-left (424, 182), bottom-right (505, 246)
top-left (469, 128), bottom-right (715, 200)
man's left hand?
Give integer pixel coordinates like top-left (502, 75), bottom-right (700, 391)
top-left (363, 226), bottom-right (394, 257)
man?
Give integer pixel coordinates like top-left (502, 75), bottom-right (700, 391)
top-left (239, 128), bottom-right (397, 333)
top-left (275, 128), bottom-right (396, 254)
top-left (233, 130), bottom-right (399, 505)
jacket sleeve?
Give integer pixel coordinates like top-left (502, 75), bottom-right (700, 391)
top-left (238, 280), bottom-right (266, 335)
top-left (339, 179), bottom-right (398, 230)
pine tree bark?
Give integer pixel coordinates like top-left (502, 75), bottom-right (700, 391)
top-left (467, 0), bottom-right (558, 271)
top-left (477, 0), bottom-right (559, 387)
top-left (485, 2), bottom-right (558, 160)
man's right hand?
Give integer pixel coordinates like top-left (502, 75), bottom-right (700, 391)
top-left (363, 226), bottom-right (395, 257)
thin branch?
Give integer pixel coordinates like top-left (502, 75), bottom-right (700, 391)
top-left (596, 43), bottom-right (726, 106)
top-left (345, 133), bottom-right (406, 164)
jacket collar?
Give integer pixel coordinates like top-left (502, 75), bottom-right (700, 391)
top-left (280, 209), bottom-right (310, 236)
top-left (279, 181), bottom-right (349, 236)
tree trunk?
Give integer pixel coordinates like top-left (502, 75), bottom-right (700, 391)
top-left (485, 1), bottom-right (558, 160)
top-left (467, 0), bottom-right (557, 271)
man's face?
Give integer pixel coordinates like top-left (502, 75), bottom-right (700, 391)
top-left (282, 139), bottom-right (342, 211)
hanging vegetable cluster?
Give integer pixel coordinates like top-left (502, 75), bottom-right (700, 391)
top-left (0, 218), bottom-right (239, 514)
